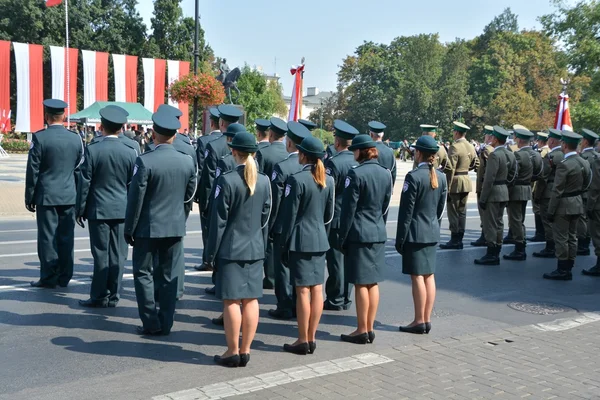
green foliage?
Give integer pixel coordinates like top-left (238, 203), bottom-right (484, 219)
top-left (312, 128), bottom-right (334, 146)
top-left (308, 92), bottom-right (339, 131)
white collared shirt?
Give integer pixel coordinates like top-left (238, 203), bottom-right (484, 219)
top-left (583, 147), bottom-right (594, 152)
top-left (520, 146), bottom-right (531, 150)
top-left (551, 145), bottom-right (562, 152)
top-left (493, 145), bottom-right (504, 152)
top-left (565, 151), bottom-right (578, 159)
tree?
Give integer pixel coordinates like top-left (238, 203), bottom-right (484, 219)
top-left (308, 91), bottom-right (341, 132)
top-left (312, 128), bottom-right (334, 146)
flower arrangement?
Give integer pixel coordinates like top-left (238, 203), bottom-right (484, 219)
top-left (169, 72), bottom-right (225, 107)
top-left (1, 137), bottom-right (30, 153)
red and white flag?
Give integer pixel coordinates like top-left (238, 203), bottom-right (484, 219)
top-left (554, 93), bottom-right (573, 131)
top-left (81, 50), bottom-right (109, 109)
top-left (143, 58), bottom-right (166, 112)
top-left (288, 64), bottom-right (305, 122)
top-left (50, 46), bottom-right (78, 114)
top-left (167, 60), bottom-right (190, 130)
top-left (13, 42), bottom-right (44, 133)
top-left (112, 54), bottom-right (138, 103)
top-left (46, 0), bottom-right (63, 6)
top-left (0, 110), bottom-right (11, 133)
top-left (0, 40), bottom-right (10, 132)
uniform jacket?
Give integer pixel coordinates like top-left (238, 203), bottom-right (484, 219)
top-left (270, 153), bottom-right (303, 234)
top-left (195, 130), bottom-right (221, 201)
top-left (199, 135), bottom-right (229, 214)
top-left (508, 147), bottom-right (534, 202)
top-left (256, 141), bottom-right (288, 176)
top-left (92, 133), bottom-right (140, 155)
top-left (541, 147), bottom-right (565, 199)
top-left (258, 141), bottom-right (270, 150)
top-left (205, 166), bottom-right (271, 262)
top-left (475, 144), bottom-right (494, 194)
top-left (412, 143), bottom-right (450, 171)
top-left (177, 133), bottom-right (191, 145)
top-left (324, 144), bottom-right (337, 161)
top-left (25, 125), bottom-right (84, 206)
top-left (548, 153), bottom-right (591, 216)
top-left (279, 166), bottom-right (335, 253)
top-left (579, 148), bottom-right (598, 201)
top-left (375, 142), bottom-right (397, 186)
top-left (446, 138), bottom-right (478, 194)
top-left (124, 144), bottom-right (196, 238)
top-left (216, 153), bottom-right (236, 179)
top-left (173, 134), bottom-right (197, 169)
top-left (532, 145), bottom-right (549, 199)
top-left (480, 146), bottom-right (515, 204)
top-left (395, 164), bottom-right (447, 247)
top-left (587, 155), bottom-right (600, 211)
top-left (77, 136), bottom-right (137, 220)
top-left (338, 160), bottom-right (393, 245)
top-left (325, 150), bottom-right (358, 230)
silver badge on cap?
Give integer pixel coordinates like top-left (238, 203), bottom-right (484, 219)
top-left (285, 184), bottom-right (291, 197)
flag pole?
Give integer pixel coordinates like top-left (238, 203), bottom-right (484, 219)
top-left (65, 0), bottom-right (70, 126)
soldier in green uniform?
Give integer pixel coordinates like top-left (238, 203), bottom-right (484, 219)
top-left (205, 132), bottom-right (272, 368)
top-left (533, 129), bottom-right (564, 258)
top-left (440, 122), bottom-right (479, 250)
top-left (268, 121), bottom-right (311, 320)
top-left (543, 131), bottom-right (591, 280)
top-left (256, 117), bottom-right (289, 289)
top-left (255, 118), bottom-right (271, 150)
top-left (475, 126), bottom-right (516, 265)
top-left (472, 126), bottom-right (495, 247)
top-left (414, 125), bottom-right (450, 171)
top-left (575, 129), bottom-right (599, 256)
top-left (125, 110), bottom-right (197, 335)
top-left (323, 120), bottom-right (359, 311)
top-left (26, 99), bottom-right (84, 288)
top-left (528, 132), bottom-right (550, 242)
top-left (395, 135), bottom-right (447, 335)
top-left (368, 121), bottom-right (397, 187)
top-left (90, 106), bottom-right (141, 155)
top-left (583, 137), bottom-right (600, 276)
top-left (280, 136), bottom-right (334, 355)
top-left (76, 106), bottom-right (138, 307)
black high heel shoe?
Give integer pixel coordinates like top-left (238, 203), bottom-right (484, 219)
top-left (399, 323), bottom-right (426, 334)
top-left (283, 342), bottom-right (309, 355)
top-left (214, 354), bottom-right (240, 368)
top-left (340, 333), bottom-right (369, 344)
top-left (308, 341), bottom-right (316, 354)
top-left (239, 353), bottom-right (250, 367)
top-left (425, 322), bottom-right (431, 334)
top-left (368, 331), bottom-right (375, 343)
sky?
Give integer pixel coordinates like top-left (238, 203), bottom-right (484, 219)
top-left (137, 0), bottom-right (558, 96)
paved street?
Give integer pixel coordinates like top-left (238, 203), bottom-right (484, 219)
top-left (1, 159), bottom-right (599, 399)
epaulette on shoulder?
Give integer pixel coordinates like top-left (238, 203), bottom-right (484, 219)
top-left (33, 128), bottom-right (45, 134)
top-left (220, 153), bottom-right (232, 160)
top-left (220, 169), bottom-right (235, 177)
top-left (140, 148), bottom-right (154, 156)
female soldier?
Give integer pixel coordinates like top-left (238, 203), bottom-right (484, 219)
top-left (205, 131), bottom-right (272, 367)
top-left (337, 135), bottom-right (392, 344)
top-left (280, 136), bottom-right (334, 355)
top-left (395, 136), bottom-right (447, 334)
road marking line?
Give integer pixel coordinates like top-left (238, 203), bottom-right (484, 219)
top-left (152, 352), bottom-right (393, 400)
top-left (0, 248), bottom-right (92, 258)
top-left (0, 228), bottom-right (37, 233)
top-left (0, 230), bottom-right (202, 246)
top-left (532, 313), bottom-right (600, 332)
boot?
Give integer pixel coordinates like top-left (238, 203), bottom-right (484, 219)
top-left (577, 237), bottom-right (591, 256)
top-left (474, 245), bottom-right (500, 265)
top-left (527, 214), bottom-right (545, 242)
top-left (471, 231), bottom-right (486, 247)
top-left (503, 229), bottom-right (516, 245)
top-left (543, 260), bottom-right (573, 280)
top-left (503, 242), bottom-right (527, 261)
top-left (533, 241), bottom-right (556, 258)
top-left (440, 233), bottom-right (464, 250)
top-left (582, 257), bottom-right (600, 276)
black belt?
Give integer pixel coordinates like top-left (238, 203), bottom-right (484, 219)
top-left (455, 172), bottom-right (469, 176)
top-left (514, 180), bottom-right (531, 186)
top-left (493, 180), bottom-right (506, 186)
top-left (560, 191), bottom-right (582, 198)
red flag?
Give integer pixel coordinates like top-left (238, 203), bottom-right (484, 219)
top-left (46, 0), bottom-right (62, 7)
top-left (288, 64), bottom-right (305, 122)
top-left (554, 93), bottom-right (573, 131)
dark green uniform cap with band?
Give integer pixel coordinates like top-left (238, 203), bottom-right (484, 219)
top-left (287, 121), bottom-right (311, 144)
top-left (208, 107), bottom-right (220, 122)
top-left (420, 124), bottom-right (437, 133)
top-left (581, 128), bottom-right (599, 142)
top-left (368, 121), bottom-right (386, 134)
top-left (298, 119), bottom-right (318, 131)
top-left (514, 128), bottom-right (534, 140)
top-left (152, 110), bottom-right (181, 136)
top-left (255, 118), bottom-right (271, 132)
top-left (561, 130), bottom-right (582, 144)
top-left (157, 104), bottom-right (182, 119)
top-left (100, 106), bottom-right (128, 131)
top-left (414, 135), bottom-right (439, 153)
top-left (223, 123), bottom-right (247, 138)
top-left (228, 131), bottom-right (259, 153)
top-left (297, 136), bottom-right (325, 158)
top-left (333, 119), bottom-right (359, 140)
top-left (484, 125), bottom-right (494, 134)
top-left (548, 128), bottom-right (562, 139)
top-left (217, 104), bottom-right (243, 122)
top-left (43, 99), bottom-right (68, 115)
top-left (453, 121), bottom-right (470, 133)
top-left (269, 117), bottom-right (288, 135)
top-left (536, 131), bottom-right (549, 140)
top-left (492, 125), bottom-right (510, 139)
top-left (348, 134), bottom-right (376, 150)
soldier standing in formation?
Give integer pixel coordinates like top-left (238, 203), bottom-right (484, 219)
top-left (584, 142), bottom-right (600, 276)
top-left (369, 121), bottom-right (397, 189)
top-left (414, 125), bottom-right (449, 170)
top-left (472, 126), bottom-right (494, 247)
top-left (440, 122), bottom-right (478, 250)
top-left (575, 129), bottom-right (599, 256)
top-left (255, 119), bottom-right (271, 150)
top-left (26, 99), bottom-right (84, 289)
top-left (528, 132), bottom-right (549, 242)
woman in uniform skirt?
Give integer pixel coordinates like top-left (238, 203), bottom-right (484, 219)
top-left (205, 131), bottom-right (272, 367)
top-left (280, 136), bottom-right (334, 355)
top-left (395, 135), bottom-right (447, 334)
top-left (337, 135), bottom-right (393, 344)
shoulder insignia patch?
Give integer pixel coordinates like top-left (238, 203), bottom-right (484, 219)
top-left (216, 167), bottom-right (221, 178)
top-left (326, 168), bottom-right (331, 175)
top-left (345, 177), bottom-right (351, 188)
top-left (29, 141), bottom-right (34, 150)
top-left (403, 182), bottom-right (409, 192)
top-left (215, 185), bottom-right (221, 198)
top-left (133, 164), bottom-right (138, 176)
top-left (204, 149), bottom-right (209, 158)
top-left (271, 171), bottom-right (277, 181)
top-left (285, 184), bottom-right (291, 197)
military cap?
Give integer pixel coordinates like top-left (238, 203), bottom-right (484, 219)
top-left (157, 104), bottom-right (183, 119)
top-left (581, 128), bottom-right (599, 142)
top-left (217, 104), bottom-right (243, 122)
top-left (561, 130), bottom-right (582, 144)
top-left (287, 121), bottom-right (311, 145)
top-left (453, 121), bottom-right (470, 133)
top-left (514, 128), bottom-right (534, 140)
top-left (43, 99), bottom-right (68, 115)
top-left (104, 105), bottom-right (130, 117)
top-left (297, 136), bottom-right (326, 158)
top-left (484, 125), bottom-right (494, 134)
top-left (152, 110), bottom-right (181, 136)
top-left (368, 121), bottom-right (386, 134)
top-left (269, 117), bottom-right (288, 135)
top-left (333, 119), bottom-right (359, 140)
top-left (348, 134), bottom-right (376, 151)
top-left (513, 124), bottom-right (529, 131)
top-left (414, 135), bottom-right (439, 153)
top-left (208, 107), bottom-right (220, 121)
top-left (491, 126), bottom-right (510, 140)
top-left (99, 106), bottom-right (127, 130)
top-left (536, 131), bottom-right (549, 140)
top-left (223, 123), bottom-right (247, 138)
top-left (228, 131), bottom-right (258, 153)
top-left (548, 128), bottom-right (562, 139)
top-left (420, 124), bottom-right (438, 133)
top-left (255, 118), bottom-right (271, 132)
top-left (298, 119), bottom-right (318, 131)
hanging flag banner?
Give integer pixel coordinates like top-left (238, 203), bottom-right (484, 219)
top-left (0, 41), bottom-right (10, 133)
top-left (112, 54), bottom-right (138, 103)
top-left (288, 64), bottom-right (305, 122)
top-left (554, 93), bottom-right (573, 132)
top-left (143, 58), bottom-right (166, 112)
top-left (167, 60), bottom-right (190, 131)
top-left (46, 0), bottom-right (63, 6)
top-left (50, 46), bottom-right (78, 113)
top-left (82, 50), bottom-right (108, 109)
top-left (14, 42), bottom-right (44, 133)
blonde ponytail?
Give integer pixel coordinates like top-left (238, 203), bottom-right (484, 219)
top-left (427, 154), bottom-right (438, 189)
top-left (312, 158), bottom-right (327, 189)
top-left (244, 153), bottom-right (257, 195)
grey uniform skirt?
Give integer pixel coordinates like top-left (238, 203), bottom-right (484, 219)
top-left (402, 243), bottom-right (437, 276)
top-left (216, 258), bottom-right (263, 300)
top-left (289, 251), bottom-right (326, 287)
top-left (345, 242), bottom-right (385, 285)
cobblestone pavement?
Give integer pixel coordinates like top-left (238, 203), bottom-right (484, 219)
top-left (158, 318), bottom-right (600, 400)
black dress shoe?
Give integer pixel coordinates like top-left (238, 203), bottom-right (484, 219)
top-left (582, 265), bottom-right (600, 276)
top-left (30, 280), bottom-right (56, 289)
top-left (205, 286), bottom-right (216, 295)
top-left (323, 302), bottom-right (344, 311)
top-left (368, 331), bottom-right (375, 343)
top-left (425, 322), bottom-right (432, 334)
top-left (79, 299), bottom-right (108, 308)
top-left (239, 353), bottom-right (250, 367)
top-left (399, 323), bottom-right (427, 334)
top-left (214, 354), bottom-right (240, 368)
top-left (136, 326), bottom-right (163, 336)
top-left (308, 341), bottom-right (316, 354)
top-left (212, 316), bottom-right (224, 326)
top-left (543, 269), bottom-right (573, 281)
top-left (268, 308), bottom-right (294, 320)
top-left (340, 333), bottom-right (369, 344)
top-left (283, 342), bottom-right (309, 355)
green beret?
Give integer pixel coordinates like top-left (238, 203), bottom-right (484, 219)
top-left (453, 121), bottom-right (470, 133)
